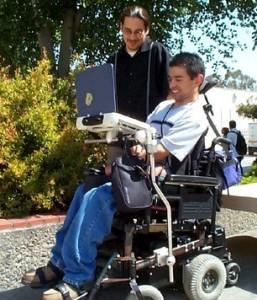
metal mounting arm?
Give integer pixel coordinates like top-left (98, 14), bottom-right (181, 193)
top-left (77, 112), bottom-right (175, 283)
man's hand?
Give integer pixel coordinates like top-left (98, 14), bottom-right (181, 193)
top-left (105, 164), bottom-right (112, 176)
top-left (130, 144), bottom-right (146, 160)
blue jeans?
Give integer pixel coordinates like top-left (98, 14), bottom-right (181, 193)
top-left (50, 182), bottom-right (117, 287)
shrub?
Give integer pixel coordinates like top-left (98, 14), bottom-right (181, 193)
top-left (0, 59), bottom-right (105, 217)
top-left (241, 159), bottom-right (257, 184)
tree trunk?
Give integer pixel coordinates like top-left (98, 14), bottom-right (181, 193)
top-left (38, 25), bottom-right (55, 67)
top-left (58, 8), bottom-right (75, 77)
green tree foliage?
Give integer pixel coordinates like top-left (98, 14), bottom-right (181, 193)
top-left (0, 59), bottom-right (105, 217)
top-left (241, 159), bottom-right (257, 184)
top-left (222, 69), bottom-right (257, 91)
top-left (0, 0), bottom-right (256, 77)
top-left (218, 69), bottom-right (257, 120)
top-left (237, 95), bottom-right (257, 119)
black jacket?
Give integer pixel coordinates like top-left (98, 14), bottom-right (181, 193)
top-left (107, 39), bottom-right (170, 121)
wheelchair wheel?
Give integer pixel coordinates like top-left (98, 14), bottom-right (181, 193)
top-left (225, 262), bottom-right (240, 286)
top-left (183, 254), bottom-right (226, 300)
top-left (126, 284), bottom-right (164, 300)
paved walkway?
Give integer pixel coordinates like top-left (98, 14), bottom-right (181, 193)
top-left (222, 183), bottom-right (257, 213)
top-left (1, 233), bottom-right (257, 300)
top-left (1, 167), bottom-right (257, 299)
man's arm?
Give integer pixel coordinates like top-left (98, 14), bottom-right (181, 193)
top-left (130, 143), bottom-right (170, 162)
top-left (154, 143), bottom-right (170, 161)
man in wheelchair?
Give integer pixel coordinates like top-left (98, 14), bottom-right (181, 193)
top-left (22, 52), bottom-right (235, 300)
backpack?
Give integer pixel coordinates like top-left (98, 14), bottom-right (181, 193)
top-left (234, 131), bottom-right (247, 155)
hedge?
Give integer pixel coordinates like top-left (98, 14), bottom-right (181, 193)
top-left (0, 59), bottom-right (105, 217)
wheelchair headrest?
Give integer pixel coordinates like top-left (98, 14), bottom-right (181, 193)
top-left (199, 76), bottom-right (218, 94)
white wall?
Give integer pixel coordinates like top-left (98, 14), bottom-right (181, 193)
top-left (199, 87), bottom-right (257, 147)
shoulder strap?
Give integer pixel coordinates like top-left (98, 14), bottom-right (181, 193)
top-left (146, 42), bottom-right (154, 117)
top-left (114, 51), bottom-right (118, 111)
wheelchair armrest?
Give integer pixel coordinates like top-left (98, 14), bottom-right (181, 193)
top-left (165, 174), bottom-right (219, 186)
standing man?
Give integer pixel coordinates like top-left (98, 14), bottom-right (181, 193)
top-left (227, 120), bottom-right (247, 163)
top-left (108, 5), bottom-right (170, 121)
top-left (106, 5), bottom-right (170, 171)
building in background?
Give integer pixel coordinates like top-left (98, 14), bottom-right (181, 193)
top-left (200, 87), bottom-right (257, 149)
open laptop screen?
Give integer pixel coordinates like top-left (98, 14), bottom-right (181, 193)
top-left (75, 64), bottom-right (117, 117)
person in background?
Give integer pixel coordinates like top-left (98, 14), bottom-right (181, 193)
top-left (105, 5), bottom-right (171, 173)
top-left (108, 5), bottom-right (170, 121)
top-left (221, 127), bottom-right (229, 138)
top-left (227, 120), bottom-right (245, 163)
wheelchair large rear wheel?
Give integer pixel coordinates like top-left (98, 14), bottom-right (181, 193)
top-left (183, 254), bottom-right (226, 300)
top-left (126, 284), bottom-right (164, 300)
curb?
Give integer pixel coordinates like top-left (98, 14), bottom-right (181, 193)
top-left (0, 213), bottom-right (66, 231)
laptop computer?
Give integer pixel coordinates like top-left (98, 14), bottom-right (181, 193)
top-left (75, 63), bottom-right (117, 117)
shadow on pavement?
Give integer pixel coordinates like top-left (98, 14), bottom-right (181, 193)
top-left (0, 284), bottom-right (133, 300)
top-left (226, 235), bottom-right (257, 295)
top-left (0, 286), bottom-right (44, 300)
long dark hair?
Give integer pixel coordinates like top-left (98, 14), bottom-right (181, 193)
top-left (120, 5), bottom-right (150, 30)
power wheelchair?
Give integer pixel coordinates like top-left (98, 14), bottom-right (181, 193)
top-left (76, 82), bottom-right (240, 300)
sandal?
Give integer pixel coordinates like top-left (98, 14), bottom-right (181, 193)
top-left (41, 282), bottom-right (91, 300)
top-left (22, 261), bottom-right (63, 288)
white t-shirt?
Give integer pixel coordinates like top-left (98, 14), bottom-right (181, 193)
top-left (147, 99), bottom-right (208, 162)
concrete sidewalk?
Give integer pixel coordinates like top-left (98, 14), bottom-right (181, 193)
top-left (1, 233), bottom-right (257, 300)
top-left (1, 182), bottom-right (257, 299)
top-left (222, 183), bottom-right (257, 213)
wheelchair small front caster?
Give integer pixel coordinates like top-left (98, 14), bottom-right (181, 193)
top-left (126, 284), bottom-right (164, 300)
top-left (226, 261), bottom-right (240, 286)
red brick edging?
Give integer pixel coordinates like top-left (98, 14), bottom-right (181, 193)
top-left (0, 213), bottom-right (66, 231)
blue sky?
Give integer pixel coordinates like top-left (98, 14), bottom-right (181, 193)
top-left (231, 43), bottom-right (257, 80)
top-left (182, 27), bottom-right (257, 81)
top-left (218, 27), bottom-right (257, 80)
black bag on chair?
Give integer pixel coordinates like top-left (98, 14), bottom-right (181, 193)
top-left (111, 155), bottom-right (152, 213)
